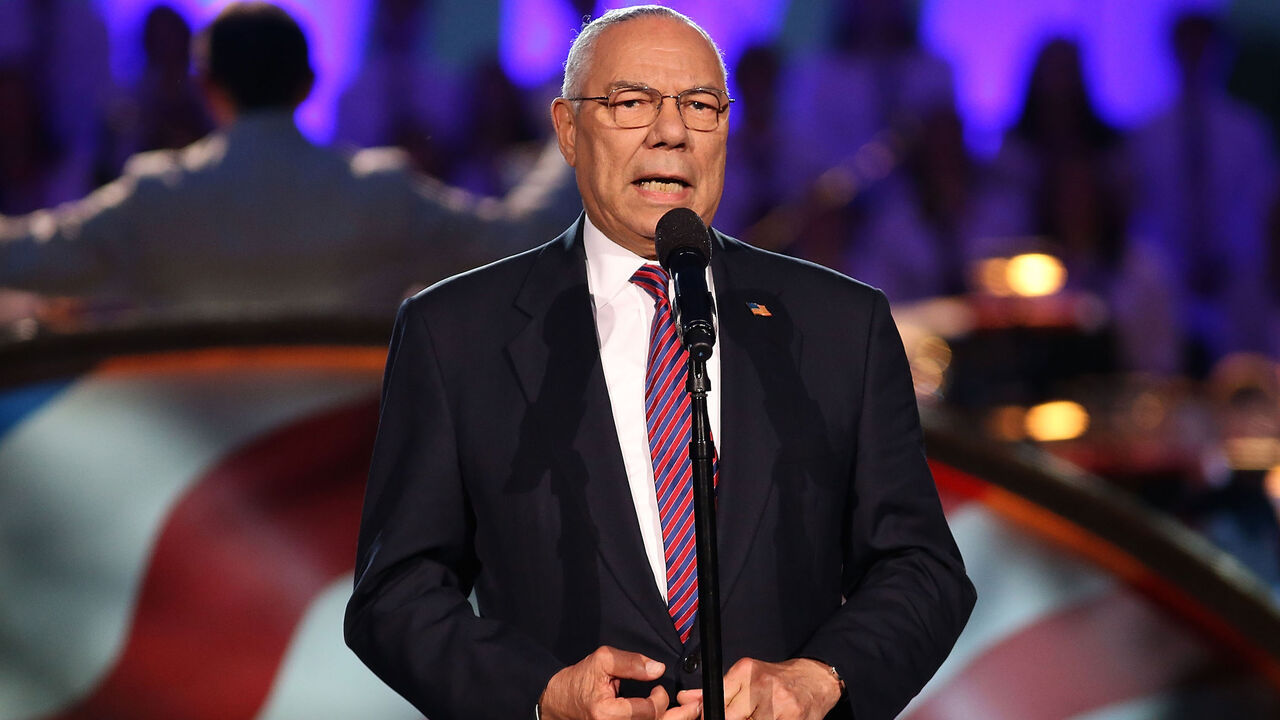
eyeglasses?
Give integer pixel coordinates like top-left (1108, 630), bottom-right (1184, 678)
top-left (565, 85), bottom-right (733, 132)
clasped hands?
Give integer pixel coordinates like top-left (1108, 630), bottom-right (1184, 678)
top-left (539, 646), bottom-right (842, 720)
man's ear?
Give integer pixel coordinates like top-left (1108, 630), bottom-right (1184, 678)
top-left (198, 76), bottom-right (238, 126)
top-left (291, 70), bottom-right (316, 108)
top-left (550, 98), bottom-right (578, 167)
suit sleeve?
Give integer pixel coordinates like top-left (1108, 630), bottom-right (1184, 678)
top-left (0, 174), bottom-right (142, 296)
top-left (799, 289), bottom-right (976, 720)
top-left (344, 300), bottom-right (565, 720)
top-left (355, 143), bottom-right (578, 288)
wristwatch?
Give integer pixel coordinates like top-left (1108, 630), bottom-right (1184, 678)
top-left (826, 664), bottom-right (847, 695)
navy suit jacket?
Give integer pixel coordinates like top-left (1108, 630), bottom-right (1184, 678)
top-left (345, 218), bottom-right (975, 720)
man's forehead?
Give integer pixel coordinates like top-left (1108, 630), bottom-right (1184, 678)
top-left (602, 79), bottom-right (719, 92)
top-left (590, 16), bottom-right (725, 86)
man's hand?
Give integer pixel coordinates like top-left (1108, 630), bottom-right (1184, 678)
top-left (720, 658), bottom-right (842, 720)
top-left (0, 289), bottom-right (47, 327)
top-left (540, 646), bottom-right (702, 720)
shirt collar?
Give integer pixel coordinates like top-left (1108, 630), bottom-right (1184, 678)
top-left (226, 110), bottom-right (303, 139)
top-left (582, 214), bottom-right (656, 311)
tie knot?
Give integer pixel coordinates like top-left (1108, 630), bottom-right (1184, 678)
top-left (630, 264), bottom-right (669, 304)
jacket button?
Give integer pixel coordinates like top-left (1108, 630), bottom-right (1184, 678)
top-left (681, 654), bottom-right (700, 673)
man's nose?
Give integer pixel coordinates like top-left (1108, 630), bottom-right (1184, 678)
top-left (646, 96), bottom-right (690, 148)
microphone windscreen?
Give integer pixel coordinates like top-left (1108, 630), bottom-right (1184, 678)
top-left (655, 208), bottom-right (712, 270)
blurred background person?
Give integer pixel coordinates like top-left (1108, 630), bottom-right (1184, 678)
top-left (334, 0), bottom-right (461, 179)
top-left (980, 37), bottom-right (1127, 267)
top-left (0, 1), bottom-right (576, 321)
top-left (0, 65), bottom-right (65, 216)
top-left (967, 36), bottom-right (1144, 381)
top-left (1127, 10), bottom-right (1279, 377)
top-left (716, 42), bottom-right (782, 239)
top-left (775, 0), bottom-right (954, 201)
top-left (448, 58), bottom-right (546, 197)
top-left (0, 0), bottom-right (114, 207)
top-left (98, 4), bottom-right (214, 179)
top-left (845, 105), bottom-right (988, 303)
top-left (754, 0), bottom-right (961, 300)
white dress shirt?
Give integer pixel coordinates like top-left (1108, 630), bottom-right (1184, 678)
top-left (582, 215), bottom-right (721, 602)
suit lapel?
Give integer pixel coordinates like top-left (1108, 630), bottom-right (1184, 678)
top-left (708, 234), bottom-right (802, 618)
top-left (506, 219), bottom-right (683, 653)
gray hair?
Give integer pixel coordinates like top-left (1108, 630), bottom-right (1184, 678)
top-left (561, 5), bottom-right (728, 99)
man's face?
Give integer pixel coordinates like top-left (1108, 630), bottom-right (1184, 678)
top-left (552, 16), bottom-right (729, 258)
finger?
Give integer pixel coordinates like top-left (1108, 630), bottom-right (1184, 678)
top-left (660, 696), bottom-right (704, 720)
top-left (721, 658), bottom-right (753, 710)
top-left (721, 676), bottom-right (741, 708)
top-left (649, 683), bottom-right (671, 714)
top-left (599, 695), bottom-right (660, 720)
top-left (597, 646), bottom-right (666, 681)
top-left (723, 678), bottom-right (756, 720)
top-left (675, 688), bottom-right (703, 706)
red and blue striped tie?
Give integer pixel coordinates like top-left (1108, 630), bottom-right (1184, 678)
top-left (631, 264), bottom-right (702, 643)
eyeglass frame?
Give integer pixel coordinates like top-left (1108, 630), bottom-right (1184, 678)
top-left (564, 85), bottom-right (735, 131)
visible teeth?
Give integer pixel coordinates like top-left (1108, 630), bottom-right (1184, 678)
top-left (638, 179), bottom-right (685, 193)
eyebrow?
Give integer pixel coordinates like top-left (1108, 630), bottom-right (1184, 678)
top-left (604, 80), bottom-right (727, 93)
top-left (605, 80), bottom-right (652, 92)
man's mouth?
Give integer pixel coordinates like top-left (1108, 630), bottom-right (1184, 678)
top-left (634, 176), bottom-right (690, 194)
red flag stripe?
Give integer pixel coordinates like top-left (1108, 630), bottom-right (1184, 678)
top-left (45, 398), bottom-right (379, 720)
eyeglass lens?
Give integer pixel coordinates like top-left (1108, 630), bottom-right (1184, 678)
top-left (608, 88), bottom-right (726, 131)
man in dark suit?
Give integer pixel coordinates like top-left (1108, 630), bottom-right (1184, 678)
top-left (345, 7), bottom-right (975, 720)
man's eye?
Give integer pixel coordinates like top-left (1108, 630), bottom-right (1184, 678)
top-left (681, 94), bottom-right (720, 113)
top-left (611, 92), bottom-right (654, 109)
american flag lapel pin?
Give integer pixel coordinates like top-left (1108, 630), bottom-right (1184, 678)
top-left (747, 302), bottom-right (772, 317)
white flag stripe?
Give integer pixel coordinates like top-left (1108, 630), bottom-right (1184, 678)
top-left (255, 578), bottom-right (425, 720)
top-left (1069, 695), bottom-right (1174, 720)
top-left (0, 370), bottom-right (378, 720)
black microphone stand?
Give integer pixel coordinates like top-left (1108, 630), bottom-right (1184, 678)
top-left (686, 355), bottom-right (724, 720)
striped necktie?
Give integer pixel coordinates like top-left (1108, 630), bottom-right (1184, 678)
top-left (631, 264), bottom-right (700, 643)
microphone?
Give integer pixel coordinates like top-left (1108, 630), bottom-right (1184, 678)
top-left (655, 208), bottom-right (716, 361)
